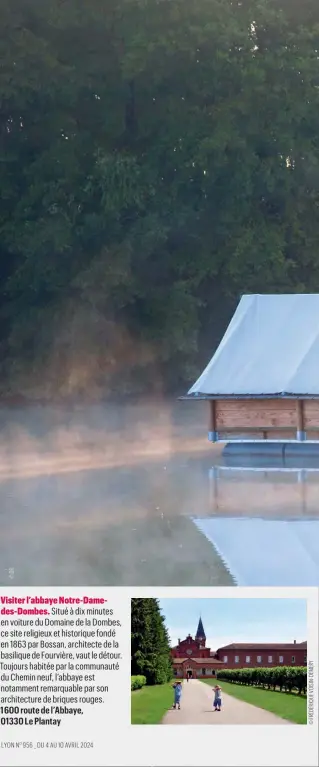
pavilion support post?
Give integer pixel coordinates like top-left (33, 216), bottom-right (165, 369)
top-left (208, 400), bottom-right (218, 442)
top-left (296, 400), bottom-right (306, 441)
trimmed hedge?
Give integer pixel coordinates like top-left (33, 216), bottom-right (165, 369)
top-left (131, 675), bottom-right (147, 691)
top-left (217, 666), bottom-right (307, 694)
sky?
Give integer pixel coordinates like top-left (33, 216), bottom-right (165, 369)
top-left (158, 598), bottom-right (307, 649)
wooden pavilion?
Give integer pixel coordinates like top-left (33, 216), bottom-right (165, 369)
top-left (183, 294), bottom-right (319, 444)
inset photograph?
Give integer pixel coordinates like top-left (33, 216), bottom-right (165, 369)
top-left (131, 597), bottom-right (307, 725)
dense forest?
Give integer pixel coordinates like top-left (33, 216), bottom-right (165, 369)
top-left (131, 598), bottom-right (172, 684)
top-left (1, 0), bottom-right (319, 399)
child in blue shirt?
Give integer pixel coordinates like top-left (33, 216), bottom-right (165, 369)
top-left (213, 684), bottom-right (222, 711)
top-left (172, 681), bottom-right (182, 709)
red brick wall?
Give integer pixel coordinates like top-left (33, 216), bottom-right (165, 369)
top-left (217, 647), bottom-right (307, 669)
top-left (173, 659), bottom-right (220, 679)
top-left (172, 637), bottom-right (211, 659)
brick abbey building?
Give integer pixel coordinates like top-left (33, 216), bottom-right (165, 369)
top-left (171, 618), bottom-right (307, 679)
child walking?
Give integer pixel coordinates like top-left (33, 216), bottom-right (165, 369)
top-left (213, 684), bottom-right (222, 712)
top-left (172, 681), bottom-right (182, 710)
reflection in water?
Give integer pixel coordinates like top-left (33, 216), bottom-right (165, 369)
top-left (0, 402), bottom-right (233, 586)
top-left (1, 402), bottom-right (319, 586)
top-left (192, 463), bottom-right (319, 586)
top-left (193, 517), bottom-right (319, 586)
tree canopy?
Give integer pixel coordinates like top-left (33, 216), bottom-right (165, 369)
top-left (131, 598), bottom-right (172, 684)
top-left (1, 0), bottom-right (319, 397)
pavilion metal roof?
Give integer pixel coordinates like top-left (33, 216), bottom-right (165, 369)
top-left (186, 294), bottom-right (319, 398)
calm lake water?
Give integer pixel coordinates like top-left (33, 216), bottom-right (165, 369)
top-left (1, 400), bottom-right (319, 587)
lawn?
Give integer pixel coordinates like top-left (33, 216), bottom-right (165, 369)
top-left (131, 681), bottom-right (179, 724)
top-left (203, 679), bottom-right (307, 724)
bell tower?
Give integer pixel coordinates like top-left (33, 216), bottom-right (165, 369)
top-left (195, 617), bottom-right (206, 648)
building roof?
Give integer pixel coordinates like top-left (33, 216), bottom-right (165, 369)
top-left (195, 617), bottom-right (206, 641)
top-left (187, 294), bottom-right (319, 397)
top-left (217, 642), bottom-right (307, 651)
top-left (173, 657), bottom-right (224, 665)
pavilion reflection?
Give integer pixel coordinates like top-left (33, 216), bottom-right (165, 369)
top-left (190, 457), bottom-right (319, 586)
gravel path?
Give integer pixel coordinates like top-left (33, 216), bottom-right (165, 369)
top-left (162, 679), bottom-right (292, 725)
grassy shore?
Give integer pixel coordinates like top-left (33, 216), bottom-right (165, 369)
top-left (203, 679), bottom-right (307, 724)
top-left (131, 681), bottom-right (179, 724)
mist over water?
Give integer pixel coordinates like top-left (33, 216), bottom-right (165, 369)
top-left (0, 400), bottom-right (228, 586)
top-left (1, 400), bottom-right (319, 587)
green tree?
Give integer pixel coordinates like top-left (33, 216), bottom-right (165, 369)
top-left (1, 0), bottom-right (319, 396)
top-left (131, 598), bottom-right (172, 685)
